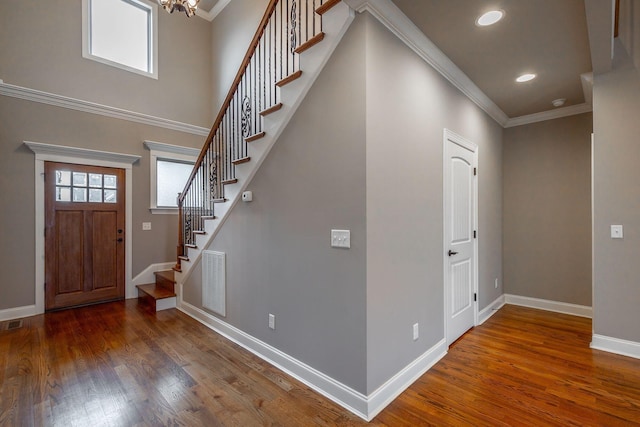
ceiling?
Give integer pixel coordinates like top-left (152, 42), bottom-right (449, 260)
top-left (197, 0), bottom-right (599, 123)
top-left (390, 0), bottom-right (593, 119)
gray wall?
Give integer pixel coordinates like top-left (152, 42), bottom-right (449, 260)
top-left (211, 0), bottom-right (269, 112)
top-left (185, 12), bottom-right (504, 395)
top-left (0, 0), bottom-right (213, 127)
top-left (0, 97), bottom-right (204, 310)
top-left (0, 0), bottom-right (212, 310)
top-left (363, 14), bottom-right (503, 393)
top-left (618, 0), bottom-right (640, 71)
top-left (503, 113), bottom-right (592, 306)
top-left (185, 15), bottom-right (368, 393)
top-left (593, 39), bottom-right (640, 342)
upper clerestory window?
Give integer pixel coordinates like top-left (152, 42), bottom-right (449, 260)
top-left (82, 0), bottom-right (158, 79)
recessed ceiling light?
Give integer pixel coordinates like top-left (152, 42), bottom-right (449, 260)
top-left (516, 73), bottom-right (536, 83)
top-left (476, 10), bottom-right (504, 26)
top-left (552, 98), bottom-right (566, 107)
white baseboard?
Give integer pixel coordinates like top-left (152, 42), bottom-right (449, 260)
top-left (178, 300), bottom-right (369, 419)
top-left (591, 334), bottom-right (640, 360)
top-left (504, 294), bottom-right (592, 318)
top-left (132, 262), bottom-right (175, 289)
top-left (366, 339), bottom-right (446, 420)
top-left (178, 300), bottom-right (446, 421)
top-left (0, 304), bottom-right (39, 322)
top-left (478, 295), bottom-right (505, 325)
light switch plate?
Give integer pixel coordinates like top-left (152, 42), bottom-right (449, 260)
top-left (331, 230), bottom-right (351, 248)
top-left (611, 225), bottom-right (623, 239)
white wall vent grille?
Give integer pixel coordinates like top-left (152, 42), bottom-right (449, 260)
top-left (202, 250), bottom-right (226, 317)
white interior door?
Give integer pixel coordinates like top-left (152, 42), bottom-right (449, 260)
top-left (443, 129), bottom-right (478, 345)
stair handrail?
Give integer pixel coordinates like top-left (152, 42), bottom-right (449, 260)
top-left (179, 0), bottom-right (279, 205)
top-left (175, 0), bottom-right (328, 270)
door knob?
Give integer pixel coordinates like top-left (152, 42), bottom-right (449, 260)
top-left (448, 250), bottom-right (458, 256)
top-left (117, 238), bottom-right (123, 242)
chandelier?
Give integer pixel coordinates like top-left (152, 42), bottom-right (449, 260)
top-left (158, 0), bottom-right (200, 17)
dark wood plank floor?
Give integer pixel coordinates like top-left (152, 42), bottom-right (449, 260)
top-left (1, 302), bottom-right (639, 426)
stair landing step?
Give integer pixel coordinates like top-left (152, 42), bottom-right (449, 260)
top-left (155, 270), bottom-right (175, 283)
top-left (137, 283), bottom-right (176, 300)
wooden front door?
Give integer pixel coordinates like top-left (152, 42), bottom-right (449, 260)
top-left (45, 162), bottom-right (125, 311)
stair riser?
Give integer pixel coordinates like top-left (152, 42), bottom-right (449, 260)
top-left (155, 276), bottom-right (175, 291)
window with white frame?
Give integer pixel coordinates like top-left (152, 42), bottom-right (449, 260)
top-left (145, 141), bottom-right (198, 214)
top-left (82, 0), bottom-right (158, 78)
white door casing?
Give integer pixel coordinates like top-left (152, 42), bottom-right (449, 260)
top-left (443, 129), bottom-right (478, 345)
top-left (25, 141), bottom-right (140, 317)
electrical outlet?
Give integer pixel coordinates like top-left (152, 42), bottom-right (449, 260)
top-left (495, 278), bottom-right (498, 289)
top-left (413, 323), bottom-right (419, 341)
top-left (142, 222), bottom-right (151, 231)
top-left (268, 313), bottom-right (275, 330)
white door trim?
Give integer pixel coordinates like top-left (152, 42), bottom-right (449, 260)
top-left (442, 129), bottom-right (479, 344)
top-left (25, 141), bottom-right (140, 315)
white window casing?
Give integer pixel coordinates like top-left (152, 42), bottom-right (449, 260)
top-left (144, 140), bottom-right (199, 214)
top-left (82, 0), bottom-right (159, 79)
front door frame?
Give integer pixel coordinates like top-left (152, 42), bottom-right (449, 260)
top-left (26, 141), bottom-right (140, 315)
top-left (442, 129), bottom-right (479, 345)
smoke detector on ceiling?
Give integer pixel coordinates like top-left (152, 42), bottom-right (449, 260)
top-left (552, 98), bottom-right (566, 107)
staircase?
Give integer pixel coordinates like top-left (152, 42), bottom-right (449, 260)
top-left (136, 270), bottom-right (177, 312)
top-left (171, 0), bottom-right (354, 289)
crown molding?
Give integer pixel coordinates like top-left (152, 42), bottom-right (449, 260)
top-left (504, 103), bottom-right (593, 128)
top-left (344, 0), bottom-right (510, 127)
top-left (196, 0), bottom-right (233, 21)
top-left (0, 79), bottom-right (210, 136)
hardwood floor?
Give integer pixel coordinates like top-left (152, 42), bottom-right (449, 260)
top-left (1, 302), bottom-right (639, 426)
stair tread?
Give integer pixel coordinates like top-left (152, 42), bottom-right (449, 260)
top-left (276, 70), bottom-right (303, 87)
top-left (294, 32), bottom-right (325, 54)
top-left (245, 132), bottom-right (266, 143)
top-left (316, 0), bottom-right (340, 15)
top-left (137, 283), bottom-right (176, 300)
top-left (232, 157), bottom-right (251, 165)
top-left (260, 103), bottom-right (283, 116)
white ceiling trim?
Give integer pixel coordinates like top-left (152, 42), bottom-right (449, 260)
top-left (344, 0), bottom-right (596, 129)
top-left (196, 0), bottom-right (234, 21)
top-left (0, 79), bottom-right (210, 136)
top-left (504, 103), bottom-right (593, 128)
top-left (344, 0), bottom-right (510, 127)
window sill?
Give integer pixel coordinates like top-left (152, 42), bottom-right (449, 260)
top-left (150, 207), bottom-right (179, 215)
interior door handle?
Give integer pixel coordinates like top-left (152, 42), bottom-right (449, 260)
top-left (117, 238), bottom-right (123, 242)
top-left (448, 250), bottom-right (458, 257)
